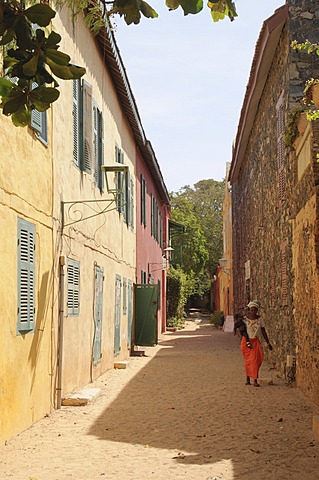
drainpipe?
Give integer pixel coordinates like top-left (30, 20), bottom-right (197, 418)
top-left (56, 256), bottom-right (65, 409)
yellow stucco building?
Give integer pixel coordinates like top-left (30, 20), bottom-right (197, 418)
top-left (1, 8), bottom-right (168, 444)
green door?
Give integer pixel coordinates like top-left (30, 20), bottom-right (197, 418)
top-left (134, 284), bottom-right (158, 346)
top-left (127, 280), bottom-right (133, 349)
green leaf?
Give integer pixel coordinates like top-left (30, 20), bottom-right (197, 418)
top-left (165, 0), bottom-right (179, 10)
top-left (45, 48), bottom-right (70, 66)
top-left (0, 77), bottom-right (15, 97)
top-left (0, 27), bottom-right (15, 45)
top-left (3, 94), bottom-right (27, 115)
top-left (67, 64), bottom-right (86, 79)
top-left (22, 54), bottom-right (39, 76)
top-left (46, 58), bottom-right (82, 79)
top-left (140, 1), bottom-right (158, 18)
top-left (24, 4), bottom-right (56, 27)
top-left (30, 86), bottom-right (60, 105)
top-left (178, 0), bottom-right (203, 15)
top-left (11, 107), bottom-right (31, 127)
top-left (45, 31), bottom-right (61, 49)
top-left (14, 16), bottom-right (34, 49)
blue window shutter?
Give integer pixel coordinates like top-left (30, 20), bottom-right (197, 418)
top-left (72, 79), bottom-right (81, 168)
top-left (82, 81), bottom-right (92, 173)
top-left (123, 277), bottom-right (127, 315)
top-left (17, 218), bottom-right (35, 333)
top-left (30, 82), bottom-right (47, 143)
top-left (67, 259), bottom-right (80, 316)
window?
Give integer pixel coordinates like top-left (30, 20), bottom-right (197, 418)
top-left (93, 104), bottom-right (104, 192)
top-left (67, 259), bottom-right (80, 316)
top-left (17, 218), bottom-right (35, 333)
top-left (151, 194), bottom-right (159, 242)
top-left (30, 82), bottom-right (47, 143)
top-left (141, 270), bottom-right (147, 284)
top-left (72, 79), bottom-right (93, 172)
top-left (141, 175), bottom-right (147, 226)
top-left (31, 108), bottom-right (47, 144)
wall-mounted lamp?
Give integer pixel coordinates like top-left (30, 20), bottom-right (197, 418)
top-left (219, 257), bottom-right (231, 276)
top-left (101, 164), bottom-right (129, 195)
top-left (163, 246), bottom-right (174, 260)
top-left (61, 164), bottom-right (129, 229)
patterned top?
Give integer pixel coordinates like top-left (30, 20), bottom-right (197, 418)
top-left (244, 316), bottom-right (265, 339)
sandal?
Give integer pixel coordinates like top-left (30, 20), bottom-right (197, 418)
top-left (245, 376), bottom-right (251, 385)
top-left (253, 381), bottom-right (260, 387)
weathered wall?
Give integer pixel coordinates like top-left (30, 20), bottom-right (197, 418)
top-left (0, 114), bottom-right (53, 444)
top-left (232, 1), bottom-right (319, 403)
top-left (51, 11), bottom-right (136, 400)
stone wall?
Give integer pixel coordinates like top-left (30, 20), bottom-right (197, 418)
top-left (231, 1), bottom-right (319, 402)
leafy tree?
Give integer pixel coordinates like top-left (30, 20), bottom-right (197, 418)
top-left (172, 179), bottom-right (225, 276)
top-left (0, 0), bottom-right (85, 127)
top-left (170, 192), bottom-right (209, 279)
top-left (0, 0), bottom-right (237, 126)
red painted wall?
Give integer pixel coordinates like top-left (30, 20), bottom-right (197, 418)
top-left (135, 148), bottom-right (170, 335)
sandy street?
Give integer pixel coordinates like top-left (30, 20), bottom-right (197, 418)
top-left (1, 315), bottom-right (319, 480)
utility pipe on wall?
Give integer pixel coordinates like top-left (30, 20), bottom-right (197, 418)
top-left (56, 256), bottom-right (65, 409)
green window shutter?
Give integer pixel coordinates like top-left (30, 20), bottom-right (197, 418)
top-left (124, 171), bottom-right (130, 224)
top-left (17, 218), bottom-right (35, 333)
top-left (72, 79), bottom-right (81, 168)
top-left (93, 104), bottom-right (98, 185)
top-left (98, 110), bottom-right (104, 192)
top-left (141, 175), bottom-right (147, 226)
top-left (130, 176), bottom-right (134, 231)
top-left (67, 259), bottom-right (80, 316)
top-left (151, 194), bottom-right (154, 236)
top-left (82, 81), bottom-right (93, 173)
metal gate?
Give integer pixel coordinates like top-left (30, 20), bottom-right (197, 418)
top-left (134, 284), bottom-right (158, 346)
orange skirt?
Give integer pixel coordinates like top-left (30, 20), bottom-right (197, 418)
top-left (240, 337), bottom-right (264, 380)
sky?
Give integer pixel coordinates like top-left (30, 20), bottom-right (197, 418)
top-left (114, 1), bottom-right (285, 192)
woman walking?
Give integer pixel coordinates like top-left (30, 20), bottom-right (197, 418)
top-left (241, 300), bottom-right (272, 387)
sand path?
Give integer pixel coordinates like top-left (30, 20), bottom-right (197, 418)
top-left (2, 315), bottom-right (319, 480)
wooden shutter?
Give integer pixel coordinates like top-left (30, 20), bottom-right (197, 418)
top-left (67, 259), bottom-right (80, 316)
top-left (17, 218), bottom-right (35, 332)
top-left (72, 79), bottom-right (81, 168)
top-left (82, 81), bottom-right (92, 173)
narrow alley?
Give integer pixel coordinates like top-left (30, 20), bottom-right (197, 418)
top-left (2, 316), bottom-right (319, 480)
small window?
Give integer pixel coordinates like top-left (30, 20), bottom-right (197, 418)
top-left (17, 218), bottom-right (36, 333)
top-left (67, 259), bottom-right (80, 316)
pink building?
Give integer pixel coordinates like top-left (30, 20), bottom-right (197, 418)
top-left (135, 143), bottom-right (170, 343)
